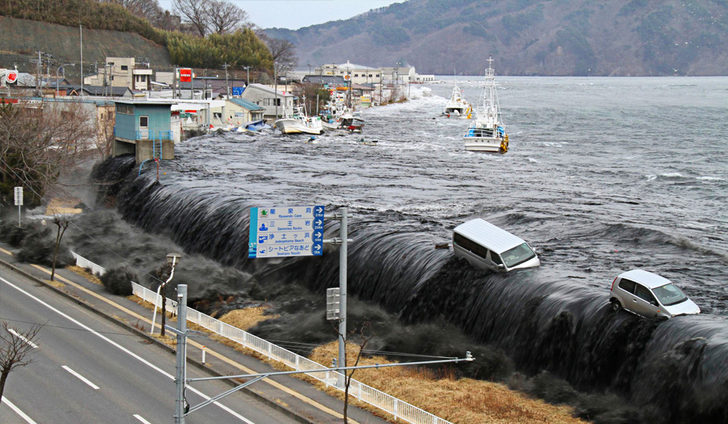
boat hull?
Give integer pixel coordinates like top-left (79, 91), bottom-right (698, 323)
top-left (275, 118), bottom-right (323, 135)
top-left (463, 136), bottom-right (504, 152)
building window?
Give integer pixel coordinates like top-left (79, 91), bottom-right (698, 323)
top-left (139, 116), bottom-right (148, 127)
top-left (121, 65), bottom-right (128, 71)
top-left (116, 104), bottom-right (133, 114)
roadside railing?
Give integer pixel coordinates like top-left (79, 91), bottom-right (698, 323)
top-left (131, 280), bottom-right (453, 424)
top-left (70, 251), bottom-right (451, 424)
top-left (71, 251), bottom-right (107, 276)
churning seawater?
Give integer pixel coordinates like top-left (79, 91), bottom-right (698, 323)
top-left (91, 76), bottom-right (728, 423)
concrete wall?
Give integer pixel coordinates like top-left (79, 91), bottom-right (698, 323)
top-left (136, 139), bottom-right (174, 163)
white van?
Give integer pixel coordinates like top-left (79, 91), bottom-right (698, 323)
top-left (453, 218), bottom-right (540, 272)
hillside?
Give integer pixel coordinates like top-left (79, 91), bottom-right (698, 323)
top-left (264, 0), bottom-right (728, 76)
top-left (0, 16), bottom-right (171, 80)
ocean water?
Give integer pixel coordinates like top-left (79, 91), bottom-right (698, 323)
top-left (172, 76), bottom-right (728, 312)
top-left (89, 76), bottom-right (728, 422)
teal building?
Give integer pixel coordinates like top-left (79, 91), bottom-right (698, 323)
top-left (113, 100), bottom-right (179, 164)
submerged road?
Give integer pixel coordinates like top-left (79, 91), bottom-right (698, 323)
top-left (0, 266), bottom-right (299, 424)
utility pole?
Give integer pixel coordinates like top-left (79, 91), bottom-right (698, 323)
top-left (222, 63), bottom-right (230, 97)
top-left (80, 25), bottom-right (83, 96)
top-left (35, 51), bottom-right (42, 96)
top-left (242, 65), bottom-right (250, 87)
top-left (274, 63), bottom-right (278, 119)
top-left (174, 284), bottom-right (187, 424)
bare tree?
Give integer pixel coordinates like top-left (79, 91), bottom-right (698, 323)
top-left (0, 321), bottom-right (42, 401)
top-left (173, 0), bottom-right (210, 36)
top-left (260, 34), bottom-right (298, 74)
top-left (50, 216), bottom-right (69, 282)
top-left (332, 322), bottom-right (372, 423)
top-left (0, 101), bottom-right (95, 206)
top-left (208, 0), bottom-right (249, 34)
top-left (112, 0), bottom-right (164, 23)
top-left (95, 104), bottom-right (116, 160)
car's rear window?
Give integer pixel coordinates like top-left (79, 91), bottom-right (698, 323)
top-left (653, 283), bottom-right (688, 306)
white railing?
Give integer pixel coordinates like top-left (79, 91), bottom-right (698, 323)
top-left (131, 281), bottom-right (452, 424)
top-left (71, 251), bottom-right (107, 276)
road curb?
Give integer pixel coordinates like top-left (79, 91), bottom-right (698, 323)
top-left (0, 257), bottom-right (314, 424)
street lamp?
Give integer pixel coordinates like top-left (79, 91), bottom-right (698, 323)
top-left (56, 63), bottom-right (74, 97)
top-left (151, 253), bottom-right (182, 337)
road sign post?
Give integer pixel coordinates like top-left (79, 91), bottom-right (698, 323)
top-left (13, 186), bottom-right (22, 227)
top-left (337, 207), bottom-right (347, 388)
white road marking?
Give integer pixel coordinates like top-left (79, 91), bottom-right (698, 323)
top-left (8, 328), bottom-right (39, 349)
top-left (1, 397), bottom-right (38, 424)
top-left (62, 365), bottom-right (100, 390)
top-left (133, 414), bottom-right (152, 424)
top-left (0, 275), bottom-right (256, 423)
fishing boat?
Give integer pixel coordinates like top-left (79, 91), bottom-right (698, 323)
top-left (463, 57), bottom-right (508, 153)
top-left (275, 101), bottom-right (323, 135)
top-left (444, 86), bottom-right (471, 118)
top-left (322, 111), bottom-right (365, 133)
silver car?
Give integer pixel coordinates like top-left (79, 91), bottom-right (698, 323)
top-left (609, 269), bottom-right (700, 319)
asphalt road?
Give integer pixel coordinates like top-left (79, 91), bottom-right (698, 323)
top-left (0, 266), bottom-right (299, 424)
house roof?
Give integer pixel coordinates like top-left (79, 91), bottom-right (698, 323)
top-left (245, 83), bottom-right (294, 97)
top-left (337, 62), bottom-right (377, 70)
top-left (302, 75), bottom-right (347, 85)
top-left (74, 85), bottom-right (133, 97)
top-left (229, 98), bottom-right (263, 111)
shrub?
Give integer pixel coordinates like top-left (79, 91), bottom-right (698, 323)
top-left (101, 267), bottom-right (137, 296)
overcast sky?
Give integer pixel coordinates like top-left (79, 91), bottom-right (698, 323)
top-left (158, 0), bottom-right (403, 30)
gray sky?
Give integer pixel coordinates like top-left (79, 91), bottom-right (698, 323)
top-left (158, 0), bottom-right (403, 30)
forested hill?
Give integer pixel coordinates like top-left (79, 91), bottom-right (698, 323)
top-left (0, 0), bottom-right (273, 78)
top-left (264, 0), bottom-right (728, 76)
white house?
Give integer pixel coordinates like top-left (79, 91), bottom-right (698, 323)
top-left (315, 61), bottom-right (382, 86)
top-left (240, 83), bottom-right (294, 120)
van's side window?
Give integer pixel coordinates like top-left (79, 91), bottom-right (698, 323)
top-left (635, 284), bottom-right (658, 305)
top-left (618, 278), bottom-right (636, 293)
top-left (453, 233), bottom-right (488, 259)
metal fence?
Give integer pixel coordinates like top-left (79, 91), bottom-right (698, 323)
top-left (131, 281), bottom-right (452, 424)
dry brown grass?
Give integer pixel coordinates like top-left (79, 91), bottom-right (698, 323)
top-left (67, 265), bottom-right (103, 285)
top-left (310, 342), bottom-right (587, 424)
top-left (124, 298), bottom-right (587, 424)
top-left (218, 307), bottom-right (280, 331)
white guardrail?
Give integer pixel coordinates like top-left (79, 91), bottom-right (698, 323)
top-left (71, 251), bottom-right (107, 276)
top-left (71, 251), bottom-right (451, 423)
top-left (131, 280), bottom-right (453, 424)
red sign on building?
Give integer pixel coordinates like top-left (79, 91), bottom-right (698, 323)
top-left (179, 68), bottom-right (193, 83)
top-left (6, 70), bottom-right (17, 84)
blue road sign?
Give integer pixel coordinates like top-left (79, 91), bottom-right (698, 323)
top-left (232, 86), bottom-right (245, 96)
top-left (248, 206), bottom-right (325, 258)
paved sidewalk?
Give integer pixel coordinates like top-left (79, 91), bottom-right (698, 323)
top-left (0, 243), bottom-right (391, 424)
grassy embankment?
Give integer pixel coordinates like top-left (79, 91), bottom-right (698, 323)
top-left (220, 307), bottom-right (587, 424)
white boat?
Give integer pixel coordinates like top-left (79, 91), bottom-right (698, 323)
top-left (444, 86), bottom-right (471, 118)
top-left (275, 103), bottom-right (323, 135)
top-left (463, 57), bottom-right (508, 153)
